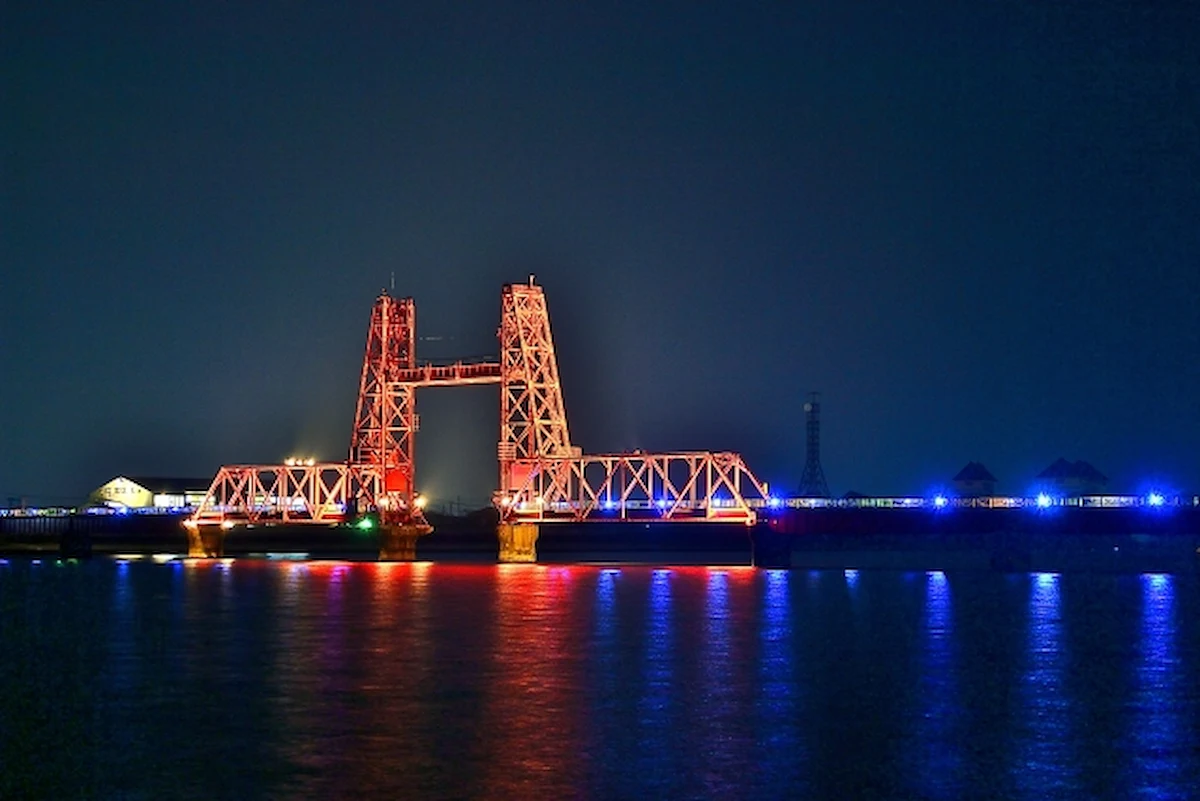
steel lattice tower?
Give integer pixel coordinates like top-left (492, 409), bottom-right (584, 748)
top-left (349, 292), bottom-right (422, 523)
top-left (498, 279), bottom-right (577, 493)
top-left (798, 392), bottom-right (830, 498)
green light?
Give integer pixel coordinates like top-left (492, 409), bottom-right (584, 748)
top-left (355, 517), bottom-right (374, 531)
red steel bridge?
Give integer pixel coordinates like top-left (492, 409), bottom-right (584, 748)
top-left (186, 279), bottom-right (769, 560)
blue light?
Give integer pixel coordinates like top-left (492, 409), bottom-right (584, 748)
top-left (1144, 572), bottom-right (1169, 590)
top-left (603, 499), bottom-right (616, 511)
top-left (1147, 492), bottom-right (1165, 507)
top-left (1036, 493), bottom-right (1052, 509)
top-left (655, 499), bottom-right (667, 510)
top-left (768, 496), bottom-right (782, 509)
top-left (933, 495), bottom-right (948, 508)
top-left (1035, 572), bottom-right (1058, 586)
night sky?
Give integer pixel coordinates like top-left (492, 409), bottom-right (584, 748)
top-left (3, 2), bottom-right (1198, 506)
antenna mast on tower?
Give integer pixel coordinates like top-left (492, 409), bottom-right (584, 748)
top-left (798, 391), bottom-right (831, 498)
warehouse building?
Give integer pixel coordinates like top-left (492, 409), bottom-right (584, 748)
top-left (89, 476), bottom-right (211, 510)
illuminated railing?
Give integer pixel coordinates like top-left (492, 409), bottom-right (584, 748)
top-left (392, 361), bottom-right (503, 387)
top-left (0, 507), bottom-right (77, 517)
top-left (6, 493), bottom-right (1196, 522)
top-left (0, 505), bottom-right (210, 518)
top-left (744, 494), bottom-right (1196, 511)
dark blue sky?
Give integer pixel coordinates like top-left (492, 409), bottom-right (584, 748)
top-left (3, 2), bottom-right (1198, 505)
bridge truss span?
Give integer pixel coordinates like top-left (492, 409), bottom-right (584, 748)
top-left (496, 450), bottom-right (768, 525)
top-left (391, 360), bottom-right (502, 388)
top-left (186, 463), bottom-right (383, 527)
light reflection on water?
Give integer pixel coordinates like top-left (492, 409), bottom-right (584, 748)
top-left (2, 560), bottom-right (1200, 799)
top-left (700, 569), bottom-right (736, 797)
top-left (1131, 573), bottom-right (1187, 796)
top-left (636, 568), bottom-right (673, 786)
top-left (917, 570), bottom-right (961, 797)
top-left (1015, 572), bottom-right (1079, 798)
top-left (758, 569), bottom-right (805, 792)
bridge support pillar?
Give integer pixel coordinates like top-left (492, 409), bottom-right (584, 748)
top-left (187, 525), bottom-right (225, 558)
top-left (497, 523), bottom-right (539, 563)
top-left (750, 524), bottom-right (792, 569)
top-left (379, 523), bottom-right (433, 561)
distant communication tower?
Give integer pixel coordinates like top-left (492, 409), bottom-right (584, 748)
top-left (798, 392), bottom-right (830, 498)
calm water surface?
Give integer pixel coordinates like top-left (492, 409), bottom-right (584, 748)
top-left (2, 558), bottom-right (1198, 799)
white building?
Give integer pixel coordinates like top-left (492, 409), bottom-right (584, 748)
top-left (89, 476), bottom-right (211, 510)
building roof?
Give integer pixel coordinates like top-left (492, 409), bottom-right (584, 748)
top-left (952, 461), bottom-right (997, 483)
top-left (1076, 461), bottom-right (1107, 483)
top-left (1035, 459), bottom-right (1108, 483)
top-left (121, 476), bottom-right (213, 493)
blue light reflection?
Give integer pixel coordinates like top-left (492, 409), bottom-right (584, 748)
top-left (595, 568), bottom-right (616, 642)
top-left (917, 570), bottom-right (960, 796)
top-left (1131, 573), bottom-right (1184, 796)
top-left (108, 554), bottom-right (136, 720)
top-left (699, 569), bottom-right (737, 792)
top-left (637, 568), bottom-right (674, 777)
top-left (1014, 572), bottom-right (1078, 796)
top-left (758, 570), bottom-right (805, 790)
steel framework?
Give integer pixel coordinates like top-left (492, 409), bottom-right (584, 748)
top-left (348, 294), bottom-right (422, 522)
top-left (495, 451), bottom-right (766, 523)
top-left (189, 278), bottom-right (768, 530)
top-left (190, 463), bottom-right (380, 526)
top-left (498, 281), bottom-right (578, 493)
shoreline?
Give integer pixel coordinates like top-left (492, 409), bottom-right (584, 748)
top-left (2, 517), bottom-right (1198, 574)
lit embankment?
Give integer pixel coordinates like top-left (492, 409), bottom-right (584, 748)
top-left (754, 494), bottom-right (1200, 572)
top-left (3, 494), bottom-right (1198, 572)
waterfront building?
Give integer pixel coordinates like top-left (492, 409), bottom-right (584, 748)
top-left (951, 462), bottom-right (997, 497)
top-left (89, 476), bottom-right (211, 510)
top-left (1035, 458), bottom-right (1108, 495)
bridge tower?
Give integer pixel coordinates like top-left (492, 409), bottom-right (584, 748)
top-left (350, 292), bottom-right (431, 558)
top-left (495, 279), bottom-right (578, 561)
top-left (797, 392), bottom-right (830, 498)
top-left (498, 280), bottom-right (576, 483)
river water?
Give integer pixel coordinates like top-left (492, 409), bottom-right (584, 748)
top-left (2, 558), bottom-right (1198, 799)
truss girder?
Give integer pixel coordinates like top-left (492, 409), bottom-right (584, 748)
top-left (189, 463), bottom-right (385, 525)
top-left (495, 451), bottom-right (768, 525)
top-left (390, 361), bottom-right (502, 388)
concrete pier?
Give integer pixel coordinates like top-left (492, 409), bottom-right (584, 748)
top-left (378, 523), bottom-right (433, 561)
top-left (497, 523), bottom-right (539, 563)
top-left (186, 525), bottom-right (226, 558)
